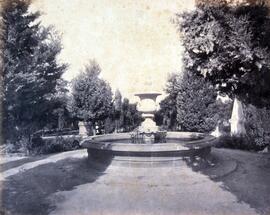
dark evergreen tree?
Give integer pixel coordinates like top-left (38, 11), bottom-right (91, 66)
top-left (176, 3), bottom-right (270, 107)
top-left (114, 89), bottom-right (122, 132)
top-left (121, 98), bottom-right (142, 132)
top-left (158, 71), bottom-right (232, 133)
top-left (70, 60), bottom-right (113, 133)
top-left (1, 0), bottom-right (67, 144)
top-left (176, 71), bottom-right (219, 132)
top-left (155, 73), bottom-right (180, 130)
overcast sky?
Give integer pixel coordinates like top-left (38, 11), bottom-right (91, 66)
top-left (30, 0), bottom-right (195, 101)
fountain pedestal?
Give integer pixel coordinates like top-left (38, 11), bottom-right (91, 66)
top-left (135, 92), bottom-right (161, 132)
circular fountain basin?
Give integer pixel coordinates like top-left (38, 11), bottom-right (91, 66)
top-left (81, 132), bottom-right (216, 167)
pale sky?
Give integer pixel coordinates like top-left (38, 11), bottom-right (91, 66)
top-left (30, 0), bottom-right (195, 101)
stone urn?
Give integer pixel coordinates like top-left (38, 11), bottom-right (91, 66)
top-left (135, 92), bottom-right (161, 132)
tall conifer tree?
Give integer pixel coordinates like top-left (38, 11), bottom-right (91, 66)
top-left (1, 0), bottom-right (67, 143)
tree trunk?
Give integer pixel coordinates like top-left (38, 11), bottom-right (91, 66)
top-left (230, 97), bottom-right (246, 136)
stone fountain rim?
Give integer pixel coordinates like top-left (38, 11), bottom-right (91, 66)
top-left (81, 131), bottom-right (216, 153)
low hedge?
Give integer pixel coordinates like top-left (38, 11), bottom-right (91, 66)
top-left (29, 135), bottom-right (82, 155)
top-left (215, 134), bottom-right (268, 151)
top-left (216, 104), bottom-right (270, 152)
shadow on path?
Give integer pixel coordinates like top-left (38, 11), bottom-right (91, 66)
top-left (185, 148), bottom-right (270, 215)
top-left (1, 148), bottom-right (270, 215)
top-left (0, 154), bottom-right (111, 215)
top-left (0, 154), bottom-right (52, 172)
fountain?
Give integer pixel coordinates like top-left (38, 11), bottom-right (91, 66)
top-left (135, 92), bottom-right (161, 132)
top-left (133, 92), bottom-right (163, 144)
top-left (81, 89), bottom-right (216, 167)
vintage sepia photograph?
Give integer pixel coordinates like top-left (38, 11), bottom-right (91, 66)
top-left (0, 0), bottom-right (270, 214)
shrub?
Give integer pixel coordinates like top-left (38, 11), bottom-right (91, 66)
top-left (216, 105), bottom-right (270, 151)
top-left (29, 133), bottom-right (81, 155)
top-left (0, 139), bottom-right (28, 154)
top-left (244, 105), bottom-right (270, 149)
top-left (216, 135), bottom-right (264, 151)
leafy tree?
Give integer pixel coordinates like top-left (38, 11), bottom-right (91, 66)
top-left (71, 60), bottom-right (113, 133)
top-left (195, 0), bottom-right (267, 7)
top-left (176, 3), bottom-right (270, 108)
top-left (1, 0), bottom-right (67, 144)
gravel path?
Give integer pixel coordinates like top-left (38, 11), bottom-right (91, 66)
top-left (49, 163), bottom-right (257, 215)
top-left (0, 148), bottom-right (269, 215)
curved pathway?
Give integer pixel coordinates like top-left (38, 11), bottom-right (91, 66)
top-left (0, 148), bottom-right (269, 215)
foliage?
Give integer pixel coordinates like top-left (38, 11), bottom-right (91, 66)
top-left (113, 89), bottom-right (122, 132)
top-left (176, 3), bottom-right (270, 108)
top-left (244, 105), bottom-right (270, 148)
top-left (120, 98), bottom-right (142, 132)
top-left (70, 60), bottom-right (113, 125)
top-left (176, 71), bottom-right (219, 132)
top-left (114, 89), bottom-right (122, 113)
top-left (216, 135), bottom-right (264, 151)
top-left (110, 90), bottom-right (142, 133)
top-left (157, 71), bottom-right (232, 133)
top-left (155, 73), bottom-right (179, 130)
top-left (71, 74), bottom-right (141, 134)
top-left (30, 134), bottom-right (81, 155)
top-left (104, 117), bottom-right (116, 134)
top-left (176, 2), bottom-right (270, 150)
top-left (32, 128), bottom-right (79, 136)
top-left (216, 105), bottom-right (270, 151)
top-left (1, 0), bottom-right (68, 144)
top-left (215, 98), bottom-right (232, 134)
top-left (196, 0), bottom-right (268, 7)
